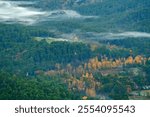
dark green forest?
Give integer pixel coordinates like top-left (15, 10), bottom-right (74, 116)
top-left (0, 0), bottom-right (150, 100)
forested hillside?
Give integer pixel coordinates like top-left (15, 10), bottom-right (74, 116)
top-left (0, 0), bottom-right (150, 100)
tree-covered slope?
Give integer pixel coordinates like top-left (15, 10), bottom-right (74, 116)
top-left (3, 0), bottom-right (150, 32)
top-left (0, 0), bottom-right (150, 100)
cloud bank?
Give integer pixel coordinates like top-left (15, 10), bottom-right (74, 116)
top-left (102, 32), bottom-right (150, 39)
top-left (46, 10), bottom-right (96, 21)
top-left (81, 32), bottom-right (150, 40)
top-left (62, 31), bottom-right (150, 41)
top-left (0, 0), bottom-right (46, 25)
top-left (0, 0), bottom-right (96, 25)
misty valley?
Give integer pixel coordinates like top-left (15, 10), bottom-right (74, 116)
top-left (0, 0), bottom-right (150, 100)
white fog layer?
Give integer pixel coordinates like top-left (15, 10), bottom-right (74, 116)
top-left (105, 32), bottom-right (150, 39)
top-left (0, 0), bottom-right (96, 25)
top-left (0, 0), bottom-right (46, 24)
top-left (83, 32), bottom-right (150, 40)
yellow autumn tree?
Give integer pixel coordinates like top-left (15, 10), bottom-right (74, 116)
top-left (125, 56), bottom-right (134, 64)
top-left (134, 55), bottom-right (143, 64)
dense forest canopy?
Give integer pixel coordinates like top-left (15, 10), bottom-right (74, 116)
top-left (0, 0), bottom-right (150, 100)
